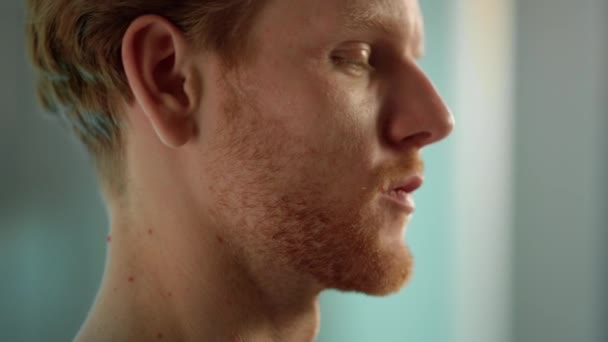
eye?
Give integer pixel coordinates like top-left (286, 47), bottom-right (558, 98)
top-left (331, 44), bottom-right (375, 75)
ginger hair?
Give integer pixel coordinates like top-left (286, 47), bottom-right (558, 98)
top-left (25, 0), bottom-right (266, 197)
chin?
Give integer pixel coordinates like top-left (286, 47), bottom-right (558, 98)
top-left (358, 262), bottom-right (414, 296)
top-left (316, 239), bottom-right (415, 296)
top-left (347, 257), bottom-right (413, 296)
top-left (269, 184), bottom-right (416, 297)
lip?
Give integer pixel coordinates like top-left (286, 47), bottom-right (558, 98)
top-left (381, 189), bottom-right (416, 213)
top-left (385, 175), bottom-right (424, 193)
top-left (380, 174), bottom-right (423, 214)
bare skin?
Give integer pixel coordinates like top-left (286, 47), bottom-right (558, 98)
top-left (76, 0), bottom-right (454, 341)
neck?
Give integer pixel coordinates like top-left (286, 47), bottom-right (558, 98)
top-left (77, 190), bottom-right (321, 341)
top-left (78, 117), bottom-right (321, 341)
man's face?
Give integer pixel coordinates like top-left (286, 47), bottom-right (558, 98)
top-left (187, 0), bottom-right (453, 295)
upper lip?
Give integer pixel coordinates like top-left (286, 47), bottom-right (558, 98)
top-left (384, 175), bottom-right (424, 193)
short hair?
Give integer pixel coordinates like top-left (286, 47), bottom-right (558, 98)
top-left (25, 0), bottom-right (266, 197)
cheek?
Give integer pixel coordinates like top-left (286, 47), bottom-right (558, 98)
top-left (282, 76), bottom-right (373, 157)
top-left (269, 69), bottom-right (377, 175)
top-left (311, 79), bottom-right (377, 168)
top-left (209, 63), bottom-right (377, 205)
top-left (241, 56), bottom-right (370, 144)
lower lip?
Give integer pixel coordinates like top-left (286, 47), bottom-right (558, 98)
top-left (380, 190), bottom-right (416, 214)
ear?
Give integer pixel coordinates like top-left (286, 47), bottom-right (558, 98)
top-left (121, 15), bottom-right (201, 148)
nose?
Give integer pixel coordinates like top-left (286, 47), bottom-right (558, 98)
top-left (383, 62), bottom-right (455, 150)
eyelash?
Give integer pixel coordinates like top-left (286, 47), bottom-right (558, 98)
top-left (333, 57), bottom-right (372, 69)
top-left (331, 52), bottom-right (375, 73)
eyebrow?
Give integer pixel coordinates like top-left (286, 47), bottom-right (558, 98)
top-left (341, 7), bottom-right (425, 59)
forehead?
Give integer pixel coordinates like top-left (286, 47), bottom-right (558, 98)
top-left (341, 0), bottom-right (421, 25)
top-left (341, 0), bottom-right (424, 52)
top-left (256, 0), bottom-right (423, 48)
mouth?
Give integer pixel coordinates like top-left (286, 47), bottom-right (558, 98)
top-left (380, 175), bottom-right (424, 214)
top-left (387, 175), bottom-right (424, 193)
top-left (381, 189), bottom-right (416, 213)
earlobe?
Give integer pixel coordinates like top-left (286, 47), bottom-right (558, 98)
top-left (121, 14), bottom-right (200, 148)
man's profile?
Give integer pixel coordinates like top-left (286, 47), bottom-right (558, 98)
top-left (26, 0), bottom-right (454, 340)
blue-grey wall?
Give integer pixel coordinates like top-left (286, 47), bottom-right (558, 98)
top-left (513, 0), bottom-right (608, 341)
top-left (0, 2), bottom-right (107, 341)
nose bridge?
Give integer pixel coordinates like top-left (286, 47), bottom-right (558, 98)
top-left (385, 61), bottom-right (454, 149)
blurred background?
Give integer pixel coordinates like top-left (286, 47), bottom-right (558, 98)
top-left (1, 0), bottom-right (606, 341)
